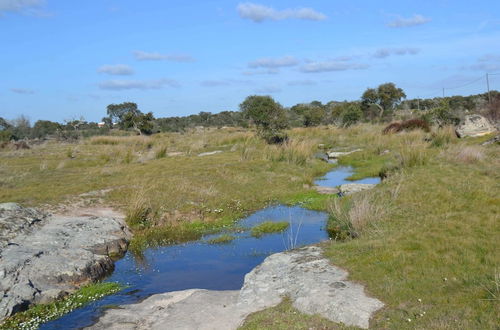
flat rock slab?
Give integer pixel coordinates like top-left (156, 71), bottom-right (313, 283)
top-left (339, 183), bottom-right (377, 195)
top-left (0, 203), bottom-right (47, 250)
top-left (0, 204), bottom-right (131, 321)
top-left (197, 150), bottom-right (222, 157)
top-left (89, 246), bottom-right (383, 329)
top-left (314, 186), bottom-right (340, 195)
top-left (327, 149), bottom-right (362, 159)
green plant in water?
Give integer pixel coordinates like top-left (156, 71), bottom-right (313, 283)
top-left (206, 234), bottom-right (236, 244)
top-left (251, 221), bottom-right (289, 237)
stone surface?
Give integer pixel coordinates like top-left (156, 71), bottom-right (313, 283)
top-left (89, 246), bottom-right (383, 329)
top-left (339, 183), bottom-right (377, 195)
top-left (314, 186), bottom-right (340, 195)
top-left (481, 135), bottom-right (500, 146)
top-left (456, 114), bottom-right (497, 138)
top-left (327, 149), bottom-right (362, 159)
top-left (198, 150), bottom-right (223, 157)
top-left (0, 203), bottom-right (47, 250)
top-left (0, 204), bottom-right (131, 321)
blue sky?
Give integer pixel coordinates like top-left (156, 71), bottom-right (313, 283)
top-left (1, 0), bottom-right (500, 122)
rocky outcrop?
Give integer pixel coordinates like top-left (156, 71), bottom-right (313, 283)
top-left (339, 183), bottom-right (377, 196)
top-left (0, 203), bottom-right (131, 321)
top-left (88, 246), bottom-right (383, 329)
top-left (327, 149), bottom-right (362, 159)
top-left (0, 203), bottom-right (47, 249)
top-left (456, 115), bottom-right (497, 138)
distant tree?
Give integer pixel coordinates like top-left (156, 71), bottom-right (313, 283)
top-left (0, 118), bottom-right (13, 141)
top-left (341, 104), bottom-right (363, 127)
top-left (0, 117), bottom-right (11, 131)
top-left (32, 120), bottom-right (62, 138)
top-left (9, 115), bottom-right (31, 140)
top-left (240, 95), bottom-right (288, 143)
top-left (290, 103), bottom-right (325, 127)
top-left (122, 111), bottom-right (155, 135)
top-left (107, 102), bottom-right (140, 123)
top-left (361, 83), bottom-right (406, 120)
top-left (101, 116), bottom-right (113, 128)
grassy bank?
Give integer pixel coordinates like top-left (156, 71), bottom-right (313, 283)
top-left (240, 126), bottom-right (500, 329)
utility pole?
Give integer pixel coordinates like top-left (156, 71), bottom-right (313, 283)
top-left (486, 73), bottom-right (491, 104)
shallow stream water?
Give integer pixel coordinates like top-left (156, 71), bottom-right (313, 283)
top-left (41, 166), bottom-right (377, 329)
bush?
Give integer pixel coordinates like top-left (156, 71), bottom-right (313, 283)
top-left (341, 104), bottom-right (362, 127)
top-left (383, 119), bottom-right (430, 134)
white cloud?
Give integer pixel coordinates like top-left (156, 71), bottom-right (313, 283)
top-left (99, 79), bottom-right (179, 90)
top-left (97, 64), bottom-right (134, 75)
top-left (388, 14), bottom-right (431, 28)
top-left (200, 80), bottom-right (231, 87)
top-left (242, 68), bottom-right (280, 75)
top-left (373, 47), bottom-right (420, 59)
top-left (300, 61), bottom-right (369, 73)
top-left (133, 51), bottom-right (195, 62)
top-left (0, 0), bottom-right (41, 12)
top-left (248, 56), bottom-right (299, 68)
top-left (479, 54), bottom-right (500, 62)
top-left (10, 87), bottom-right (35, 94)
top-left (237, 3), bottom-right (326, 22)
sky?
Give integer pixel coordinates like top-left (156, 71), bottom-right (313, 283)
top-left (1, 0), bottom-right (500, 122)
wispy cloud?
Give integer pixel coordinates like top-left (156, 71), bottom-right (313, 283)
top-left (373, 47), bottom-right (420, 59)
top-left (248, 56), bottom-right (299, 68)
top-left (242, 68), bottom-right (280, 75)
top-left (255, 86), bottom-right (281, 93)
top-left (133, 50), bottom-right (195, 62)
top-left (97, 64), bottom-right (134, 75)
top-left (465, 54), bottom-right (500, 71)
top-left (10, 87), bottom-right (35, 94)
top-left (0, 0), bottom-right (50, 17)
top-left (300, 61), bottom-right (369, 73)
top-left (287, 80), bottom-right (317, 86)
top-left (200, 80), bottom-right (231, 87)
top-left (237, 3), bottom-right (326, 22)
top-left (388, 14), bottom-right (431, 28)
top-left (99, 79), bottom-right (179, 90)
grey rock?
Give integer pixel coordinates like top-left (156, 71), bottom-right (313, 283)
top-left (198, 150), bottom-right (223, 157)
top-left (327, 149), bottom-right (362, 159)
top-left (89, 246), bottom-right (383, 329)
top-left (339, 183), bottom-right (377, 195)
top-left (0, 205), bottom-right (131, 321)
top-left (0, 203), bottom-right (47, 250)
top-left (456, 115), bottom-right (497, 138)
top-left (314, 186), bottom-right (340, 195)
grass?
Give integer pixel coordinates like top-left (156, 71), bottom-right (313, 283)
top-left (251, 221), bottom-right (290, 237)
top-left (1, 125), bottom-right (499, 329)
top-left (206, 234), bottom-right (236, 244)
top-left (240, 296), bottom-right (351, 330)
top-left (0, 282), bottom-right (123, 330)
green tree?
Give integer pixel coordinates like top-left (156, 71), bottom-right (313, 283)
top-left (107, 102), bottom-right (140, 123)
top-left (361, 83), bottom-right (406, 120)
top-left (341, 104), bottom-right (362, 127)
top-left (122, 111), bottom-right (155, 135)
top-left (32, 120), bottom-right (62, 138)
top-left (240, 95), bottom-right (288, 143)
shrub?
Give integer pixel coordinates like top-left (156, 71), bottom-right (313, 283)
top-left (383, 118), bottom-right (430, 134)
top-left (382, 122), bottom-right (402, 134)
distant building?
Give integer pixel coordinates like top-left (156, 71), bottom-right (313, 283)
top-left (97, 122), bottom-right (106, 128)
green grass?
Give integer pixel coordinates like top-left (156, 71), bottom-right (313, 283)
top-left (0, 282), bottom-right (123, 330)
top-left (206, 234), bottom-right (236, 244)
top-left (251, 221), bottom-right (290, 237)
top-left (240, 297), bottom-right (351, 330)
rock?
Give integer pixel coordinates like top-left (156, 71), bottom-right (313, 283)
top-left (0, 203), bottom-right (47, 250)
top-left (0, 204), bottom-right (131, 321)
top-left (313, 152), bottom-right (328, 162)
top-left (166, 152), bottom-right (185, 157)
top-left (339, 183), bottom-right (376, 195)
top-left (88, 246), bottom-right (383, 330)
top-left (198, 150), bottom-right (223, 157)
top-left (481, 135), bottom-right (500, 146)
top-left (314, 186), bottom-right (340, 195)
top-left (327, 149), bottom-right (362, 159)
top-left (456, 115), bottom-right (497, 138)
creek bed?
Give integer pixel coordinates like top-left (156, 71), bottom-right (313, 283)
top-left (41, 166), bottom-right (376, 329)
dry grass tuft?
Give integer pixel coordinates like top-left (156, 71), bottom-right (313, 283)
top-left (449, 145), bottom-right (486, 164)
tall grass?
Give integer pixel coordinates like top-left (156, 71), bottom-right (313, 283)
top-left (263, 138), bottom-right (317, 166)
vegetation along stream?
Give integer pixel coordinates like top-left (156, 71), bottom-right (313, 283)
top-left (41, 166), bottom-right (376, 329)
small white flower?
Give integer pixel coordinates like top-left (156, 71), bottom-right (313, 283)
top-left (407, 318), bottom-right (412, 322)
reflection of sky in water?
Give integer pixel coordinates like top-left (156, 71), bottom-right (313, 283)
top-left (42, 206), bottom-right (328, 329)
top-left (314, 166), bottom-right (380, 187)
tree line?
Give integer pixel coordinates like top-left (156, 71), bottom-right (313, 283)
top-left (1, 82), bottom-right (498, 142)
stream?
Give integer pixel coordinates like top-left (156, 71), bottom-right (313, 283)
top-left (41, 166), bottom-right (379, 329)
